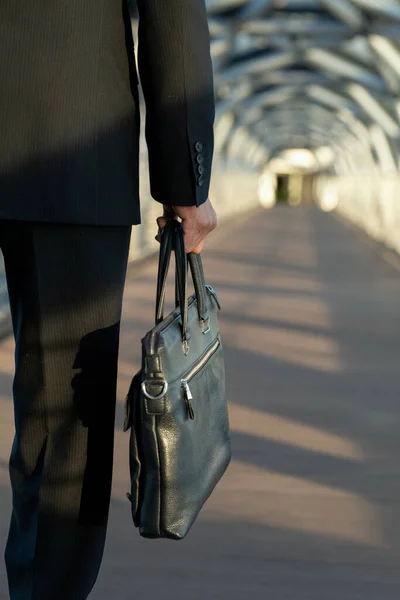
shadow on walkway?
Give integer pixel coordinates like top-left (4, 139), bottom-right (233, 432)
top-left (1, 206), bottom-right (400, 599)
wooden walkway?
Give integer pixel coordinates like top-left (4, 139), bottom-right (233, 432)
top-left (1, 206), bottom-right (400, 599)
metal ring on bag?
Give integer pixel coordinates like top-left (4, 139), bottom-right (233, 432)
top-left (141, 380), bottom-right (169, 401)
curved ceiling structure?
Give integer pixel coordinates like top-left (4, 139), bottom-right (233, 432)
top-left (206, 0), bottom-right (400, 175)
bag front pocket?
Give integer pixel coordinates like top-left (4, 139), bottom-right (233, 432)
top-left (180, 337), bottom-right (221, 420)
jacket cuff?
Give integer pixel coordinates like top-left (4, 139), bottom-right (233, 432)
top-left (149, 136), bottom-right (213, 207)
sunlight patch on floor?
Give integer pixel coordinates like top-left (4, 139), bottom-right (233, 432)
top-left (229, 403), bottom-right (363, 461)
top-left (203, 460), bottom-right (385, 549)
top-left (224, 321), bottom-right (343, 374)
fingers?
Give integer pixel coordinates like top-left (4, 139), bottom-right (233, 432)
top-left (187, 240), bottom-right (204, 254)
top-left (155, 199), bottom-right (217, 251)
top-left (155, 216), bottom-right (168, 243)
top-left (183, 225), bottom-right (210, 254)
top-left (156, 216), bottom-right (168, 230)
top-left (182, 205), bottom-right (217, 253)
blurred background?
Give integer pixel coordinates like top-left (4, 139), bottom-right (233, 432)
top-left (2, 0), bottom-right (400, 300)
top-left (2, 1), bottom-right (400, 599)
top-left (128, 0), bottom-right (400, 255)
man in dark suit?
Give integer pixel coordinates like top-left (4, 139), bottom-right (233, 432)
top-left (0, 0), bottom-right (216, 597)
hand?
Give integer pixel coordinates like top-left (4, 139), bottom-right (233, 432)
top-left (155, 199), bottom-right (217, 254)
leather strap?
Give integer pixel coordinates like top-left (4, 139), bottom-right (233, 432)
top-left (188, 253), bottom-right (209, 324)
top-left (155, 219), bottom-right (175, 324)
top-left (173, 222), bottom-right (188, 342)
top-left (155, 219), bottom-right (209, 343)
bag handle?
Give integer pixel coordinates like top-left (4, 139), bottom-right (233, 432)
top-left (188, 253), bottom-right (209, 326)
top-left (155, 220), bottom-right (210, 348)
top-left (155, 219), bottom-right (175, 324)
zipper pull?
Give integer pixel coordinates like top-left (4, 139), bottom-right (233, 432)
top-left (205, 284), bottom-right (222, 310)
top-left (181, 380), bottom-right (195, 420)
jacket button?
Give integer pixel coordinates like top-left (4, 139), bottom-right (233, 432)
top-left (197, 176), bottom-right (204, 187)
top-left (195, 142), bottom-right (203, 152)
top-left (197, 165), bottom-right (205, 175)
top-left (196, 153), bottom-right (204, 164)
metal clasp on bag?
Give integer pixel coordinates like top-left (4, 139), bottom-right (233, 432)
top-left (183, 337), bottom-right (190, 356)
top-left (201, 317), bottom-right (211, 335)
top-left (141, 380), bottom-right (169, 400)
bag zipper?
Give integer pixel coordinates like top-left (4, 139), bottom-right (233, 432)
top-left (181, 337), bottom-right (220, 420)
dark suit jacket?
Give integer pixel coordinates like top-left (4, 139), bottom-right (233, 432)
top-left (0, 0), bottom-right (215, 225)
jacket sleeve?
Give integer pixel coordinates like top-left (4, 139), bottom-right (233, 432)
top-left (136, 0), bottom-right (215, 207)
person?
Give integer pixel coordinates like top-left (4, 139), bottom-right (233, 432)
top-left (0, 0), bottom-right (216, 598)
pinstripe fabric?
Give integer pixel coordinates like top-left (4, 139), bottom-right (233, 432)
top-left (0, 0), bottom-right (215, 225)
top-left (0, 221), bottom-right (131, 599)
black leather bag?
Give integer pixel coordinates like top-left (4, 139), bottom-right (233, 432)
top-left (124, 219), bottom-right (231, 540)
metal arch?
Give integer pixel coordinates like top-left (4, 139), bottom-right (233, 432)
top-left (220, 94), bottom-right (380, 170)
top-left (226, 112), bottom-right (373, 164)
top-left (207, 0), bottom-right (400, 174)
top-left (248, 110), bottom-right (373, 158)
top-left (218, 81), bottom-right (395, 152)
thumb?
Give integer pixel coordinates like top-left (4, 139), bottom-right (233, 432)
top-left (156, 216), bottom-right (169, 231)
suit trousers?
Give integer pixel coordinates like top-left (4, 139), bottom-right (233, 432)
top-left (0, 220), bottom-right (132, 599)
